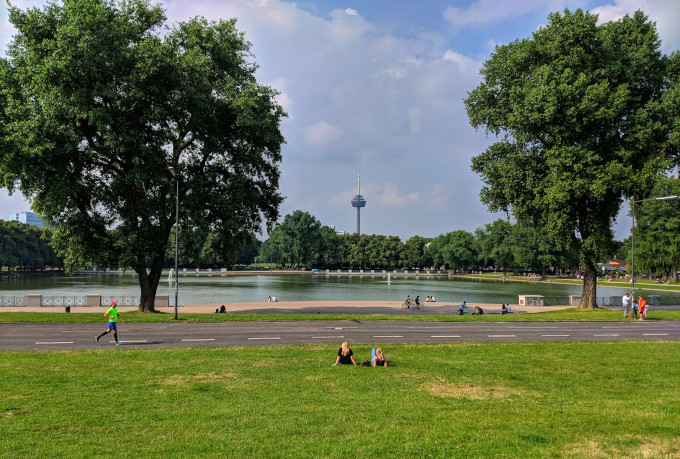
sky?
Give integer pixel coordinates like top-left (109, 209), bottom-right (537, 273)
top-left (1, 0), bottom-right (679, 241)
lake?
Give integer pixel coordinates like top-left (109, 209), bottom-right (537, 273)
top-left (0, 273), bottom-right (630, 305)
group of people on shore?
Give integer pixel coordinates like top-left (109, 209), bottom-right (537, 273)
top-left (332, 341), bottom-right (388, 367)
top-left (404, 294), bottom-right (436, 309)
top-left (266, 296), bottom-right (278, 302)
top-left (622, 293), bottom-right (649, 320)
top-left (458, 301), bottom-right (488, 315)
top-left (458, 301), bottom-right (512, 315)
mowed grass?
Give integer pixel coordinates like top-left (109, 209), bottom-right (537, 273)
top-left (2, 341), bottom-right (680, 458)
top-left (2, 307), bottom-right (680, 323)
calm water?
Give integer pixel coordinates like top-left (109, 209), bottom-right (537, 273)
top-left (0, 273), bottom-right (629, 305)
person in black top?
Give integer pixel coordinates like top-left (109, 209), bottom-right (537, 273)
top-left (333, 341), bottom-right (357, 366)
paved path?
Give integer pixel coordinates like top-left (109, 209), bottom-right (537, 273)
top-left (2, 320), bottom-right (679, 350)
top-left (0, 300), bottom-right (574, 315)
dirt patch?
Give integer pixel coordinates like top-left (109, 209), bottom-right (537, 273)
top-left (160, 372), bottom-right (236, 385)
top-left (426, 379), bottom-right (522, 400)
top-left (562, 437), bottom-right (680, 458)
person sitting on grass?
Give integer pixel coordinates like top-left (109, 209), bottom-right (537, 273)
top-left (474, 305), bottom-right (484, 315)
top-left (333, 341), bottom-right (357, 366)
top-left (372, 348), bottom-right (388, 367)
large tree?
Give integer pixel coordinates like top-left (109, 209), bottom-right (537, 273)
top-left (0, 1), bottom-right (285, 311)
top-left (465, 9), bottom-right (670, 307)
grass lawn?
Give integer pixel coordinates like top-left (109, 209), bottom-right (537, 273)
top-left (3, 307), bottom-right (680, 323)
top-left (2, 341), bottom-right (679, 458)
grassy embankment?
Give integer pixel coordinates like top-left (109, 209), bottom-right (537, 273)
top-left (2, 307), bottom-right (680, 323)
top-left (2, 341), bottom-right (679, 457)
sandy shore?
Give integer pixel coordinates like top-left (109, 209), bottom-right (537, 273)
top-left (1, 300), bottom-right (573, 315)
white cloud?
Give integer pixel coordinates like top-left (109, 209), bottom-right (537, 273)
top-left (592, 0), bottom-right (680, 54)
top-left (303, 121), bottom-right (343, 147)
top-left (442, 50), bottom-right (479, 73)
top-left (327, 8), bottom-right (373, 41)
top-left (327, 181), bottom-right (448, 213)
top-left (377, 182), bottom-right (422, 207)
top-left (443, 0), bottom-right (567, 27)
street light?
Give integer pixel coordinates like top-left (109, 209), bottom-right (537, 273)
top-left (630, 195), bottom-right (679, 299)
top-left (169, 167), bottom-right (179, 320)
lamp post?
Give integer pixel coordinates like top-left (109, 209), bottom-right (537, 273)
top-left (630, 195), bottom-right (679, 299)
top-left (169, 167), bottom-right (179, 320)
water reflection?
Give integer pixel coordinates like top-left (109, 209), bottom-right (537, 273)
top-left (0, 273), bottom-right (631, 305)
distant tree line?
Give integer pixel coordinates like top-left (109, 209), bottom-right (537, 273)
top-left (0, 220), bottom-right (62, 271)
top-left (627, 177), bottom-right (680, 280)
top-left (256, 210), bottom-right (629, 276)
top-left (163, 227), bottom-right (262, 269)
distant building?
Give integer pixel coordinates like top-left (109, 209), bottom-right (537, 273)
top-left (8, 211), bottom-right (44, 229)
top-left (326, 225), bottom-right (346, 236)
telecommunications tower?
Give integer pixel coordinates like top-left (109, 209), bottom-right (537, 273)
top-left (351, 172), bottom-right (367, 235)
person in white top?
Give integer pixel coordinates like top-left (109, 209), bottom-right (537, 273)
top-left (622, 293), bottom-right (631, 318)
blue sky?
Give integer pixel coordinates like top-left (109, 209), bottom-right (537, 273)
top-left (1, 0), bottom-right (679, 241)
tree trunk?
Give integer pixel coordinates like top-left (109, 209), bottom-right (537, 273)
top-left (136, 254), bottom-right (165, 313)
top-left (540, 265), bottom-right (547, 280)
top-left (580, 265), bottom-right (598, 309)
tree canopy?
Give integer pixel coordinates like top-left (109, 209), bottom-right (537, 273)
top-left (465, 9), bottom-right (672, 307)
top-left (0, 0), bottom-right (285, 311)
top-left (632, 178), bottom-right (680, 280)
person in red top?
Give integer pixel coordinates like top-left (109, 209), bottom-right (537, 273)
top-left (638, 296), bottom-right (647, 320)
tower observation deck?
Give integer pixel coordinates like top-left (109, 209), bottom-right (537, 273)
top-left (351, 172), bottom-right (366, 235)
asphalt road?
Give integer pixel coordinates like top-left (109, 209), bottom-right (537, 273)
top-left (1, 320), bottom-right (680, 350)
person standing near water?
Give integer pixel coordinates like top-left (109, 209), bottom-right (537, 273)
top-left (622, 293), bottom-right (631, 318)
top-left (96, 301), bottom-right (121, 345)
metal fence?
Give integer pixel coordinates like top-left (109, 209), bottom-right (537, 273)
top-left (0, 296), bottom-right (26, 306)
top-left (0, 295), bottom-right (140, 307)
top-left (41, 296), bottom-right (86, 306)
top-left (541, 296), bottom-right (680, 306)
top-left (102, 296), bottom-right (139, 306)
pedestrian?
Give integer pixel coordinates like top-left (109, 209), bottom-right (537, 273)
top-left (622, 293), bottom-right (631, 318)
top-left (96, 300), bottom-right (120, 345)
top-left (638, 296), bottom-right (647, 321)
top-left (632, 299), bottom-right (639, 319)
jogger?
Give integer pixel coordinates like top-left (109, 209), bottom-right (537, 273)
top-left (96, 301), bottom-right (120, 345)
